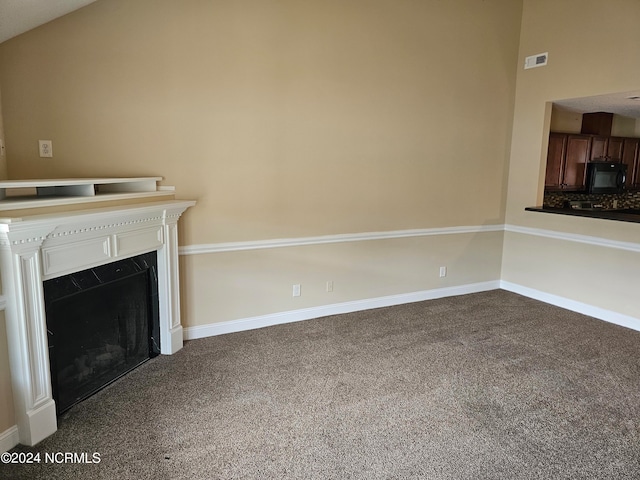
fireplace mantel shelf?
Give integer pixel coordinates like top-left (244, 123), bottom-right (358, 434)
top-left (0, 177), bottom-right (173, 211)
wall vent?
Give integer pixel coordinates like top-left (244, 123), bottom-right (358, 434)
top-left (524, 52), bottom-right (548, 69)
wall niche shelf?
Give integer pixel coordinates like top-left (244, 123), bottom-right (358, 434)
top-left (0, 177), bottom-right (173, 211)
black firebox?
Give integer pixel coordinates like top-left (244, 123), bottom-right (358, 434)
top-left (43, 252), bottom-right (160, 415)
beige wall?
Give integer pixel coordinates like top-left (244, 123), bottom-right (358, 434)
top-left (502, 0), bottom-right (640, 319)
top-left (504, 231), bottom-right (640, 318)
top-left (0, 0), bottom-right (522, 322)
top-left (0, 89), bottom-right (7, 179)
top-left (549, 106), bottom-right (582, 134)
top-left (611, 115), bottom-right (638, 138)
top-left (0, 0), bottom-right (521, 243)
top-left (0, 0), bottom-right (523, 437)
top-left (181, 231), bottom-right (504, 326)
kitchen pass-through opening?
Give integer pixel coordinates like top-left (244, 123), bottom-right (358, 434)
top-left (43, 251), bottom-right (160, 414)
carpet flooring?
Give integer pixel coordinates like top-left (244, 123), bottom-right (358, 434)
top-left (3, 290), bottom-right (640, 479)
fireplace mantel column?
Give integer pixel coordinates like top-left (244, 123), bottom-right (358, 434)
top-left (158, 205), bottom-right (189, 354)
top-left (0, 225), bottom-right (58, 446)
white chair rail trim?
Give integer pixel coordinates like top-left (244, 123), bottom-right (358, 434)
top-left (504, 224), bottom-right (640, 253)
top-left (179, 223), bottom-right (640, 255)
top-left (179, 224), bottom-right (505, 255)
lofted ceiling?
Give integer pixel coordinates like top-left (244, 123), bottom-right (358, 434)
top-left (554, 90), bottom-right (640, 120)
top-left (0, 0), bottom-right (98, 44)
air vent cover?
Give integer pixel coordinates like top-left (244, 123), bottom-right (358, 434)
top-left (524, 52), bottom-right (548, 69)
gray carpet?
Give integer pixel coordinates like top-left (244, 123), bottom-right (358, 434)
top-left (4, 290), bottom-right (640, 479)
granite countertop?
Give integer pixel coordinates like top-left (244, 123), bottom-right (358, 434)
top-left (525, 206), bottom-right (640, 223)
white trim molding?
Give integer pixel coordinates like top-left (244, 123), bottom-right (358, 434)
top-left (185, 279), bottom-right (640, 341)
top-left (504, 224), bottom-right (640, 253)
top-left (179, 221), bottom-right (640, 335)
top-left (501, 281), bottom-right (640, 332)
top-left (181, 223), bottom-right (640, 256)
top-left (179, 224), bottom-right (504, 255)
top-left (0, 425), bottom-right (19, 454)
top-left (184, 281), bottom-right (500, 339)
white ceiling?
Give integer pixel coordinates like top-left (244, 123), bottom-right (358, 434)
top-left (0, 0), bottom-right (98, 44)
top-left (554, 90), bottom-right (640, 120)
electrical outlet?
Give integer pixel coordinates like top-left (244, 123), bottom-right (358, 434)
top-left (292, 284), bottom-right (301, 297)
top-left (439, 266), bottom-right (447, 278)
top-left (326, 281), bottom-right (334, 293)
top-left (0, 138), bottom-right (5, 156)
top-left (39, 140), bottom-right (53, 158)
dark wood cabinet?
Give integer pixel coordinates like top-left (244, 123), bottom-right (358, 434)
top-left (545, 133), bottom-right (566, 189)
top-left (589, 136), bottom-right (624, 161)
top-left (546, 132), bottom-right (640, 192)
top-left (563, 135), bottom-right (590, 190)
top-left (545, 133), bottom-right (589, 191)
top-left (607, 137), bottom-right (624, 160)
top-left (622, 137), bottom-right (640, 187)
top-left (581, 112), bottom-right (613, 136)
top-left (590, 136), bottom-right (608, 161)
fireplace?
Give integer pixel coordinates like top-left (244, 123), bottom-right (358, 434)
top-left (0, 199), bottom-right (195, 446)
top-left (44, 252), bottom-right (160, 414)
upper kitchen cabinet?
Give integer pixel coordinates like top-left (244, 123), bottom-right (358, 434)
top-left (545, 133), bottom-right (590, 191)
top-left (590, 136), bottom-right (624, 161)
top-left (581, 112), bottom-right (614, 136)
top-left (607, 137), bottom-right (624, 160)
top-left (563, 135), bottom-right (591, 190)
top-left (545, 133), bottom-right (566, 189)
top-left (589, 136), bottom-right (608, 161)
top-left (622, 137), bottom-right (640, 188)
top-left (545, 132), bottom-right (640, 192)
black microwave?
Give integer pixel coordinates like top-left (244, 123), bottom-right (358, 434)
top-left (585, 162), bottom-right (627, 194)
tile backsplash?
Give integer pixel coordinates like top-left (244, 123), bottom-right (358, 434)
top-left (543, 190), bottom-right (640, 209)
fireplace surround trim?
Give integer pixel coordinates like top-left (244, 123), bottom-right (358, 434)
top-left (0, 199), bottom-right (195, 446)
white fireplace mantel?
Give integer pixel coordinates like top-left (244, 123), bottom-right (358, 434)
top-left (0, 199), bottom-right (195, 446)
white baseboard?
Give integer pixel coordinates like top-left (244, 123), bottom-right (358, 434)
top-left (184, 280), bottom-right (500, 340)
top-left (185, 279), bottom-right (640, 340)
top-left (500, 280), bottom-right (640, 332)
top-left (0, 425), bottom-right (19, 453)
top-left (165, 325), bottom-right (184, 355)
